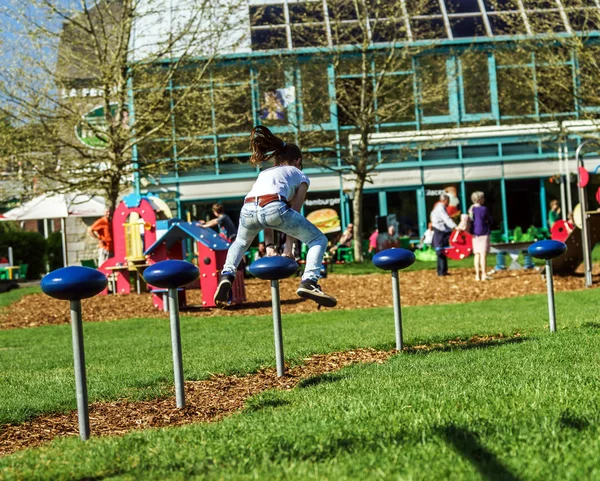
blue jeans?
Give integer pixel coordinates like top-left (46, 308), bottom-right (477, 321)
top-left (222, 201), bottom-right (327, 282)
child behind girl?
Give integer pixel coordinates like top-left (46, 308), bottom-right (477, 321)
top-left (214, 126), bottom-right (337, 308)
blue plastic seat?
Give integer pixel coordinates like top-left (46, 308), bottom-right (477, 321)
top-left (41, 266), bottom-right (108, 301)
top-left (143, 260), bottom-right (199, 289)
top-left (372, 248), bottom-right (416, 271)
top-left (248, 256), bottom-right (298, 280)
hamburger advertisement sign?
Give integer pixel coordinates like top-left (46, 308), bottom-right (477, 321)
top-left (306, 208), bottom-right (341, 234)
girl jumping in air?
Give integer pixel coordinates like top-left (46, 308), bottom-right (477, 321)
top-left (214, 126), bottom-right (337, 309)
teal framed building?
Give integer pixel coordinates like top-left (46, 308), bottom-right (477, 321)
top-left (132, 0), bottom-right (600, 241)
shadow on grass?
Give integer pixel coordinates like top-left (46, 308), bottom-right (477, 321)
top-left (182, 298), bottom-right (305, 313)
top-left (404, 335), bottom-right (527, 355)
top-left (244, 397), bottom-right (291, 412)
top-left (581, 322), bottom-right (600, 330)
top-left (441, 424), bottom-right (521, 481)
top-left (298, 372), bottom-right (344, 389)
top-left (560, 410), bottom-right (590, 431)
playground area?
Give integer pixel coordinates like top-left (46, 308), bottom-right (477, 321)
top-left (0, 266), bottom-right (597, 329)
top-left (1, 281), bottom-right (600, 479)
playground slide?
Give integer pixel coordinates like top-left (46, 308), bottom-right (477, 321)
top-left (552, 212), bottom-right (600, 274)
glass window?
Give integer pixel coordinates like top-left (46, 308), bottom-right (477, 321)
top-left (522, 0), bottom-right (558, 8)
top-left (335, 76), bottom-right (372, 126)
top-left (578, 45), bottom-right (600, 108)
top-left (483, 0), bottom-right (521, 11)
top-left (214, 85), bottom-right (253, 134)
top-left (497, 64), bottom-right (536, 116)
top-left (291, 24), bottom-right (328, 47)
top-left (462, 144), bottom-right (499, 158)
top-left (255, 64), bottom-right (292, 126)
top-left (487, 12), bottom-right (527, 34)
top-left (377, 74), bottom-right (416, 124)
top-left (528, 10), bottom-right (568, 32)
top-left (505, 178), bottom-right (542, 229)
top-left (386, 191), bottom-right (419, 238)
top-left (536, 65), bottom-right (575, 114)
top-left (249, 4), bottom-right (285, 26)
top-left (461, 54), bottom-right (492, 114)
top-left (450, 15), bottom-right (487, 37)
top-left (330, 22), bottom-right (364, 45)
top-left (410, 18), bottom-right (448, 39)
top-left (418, 56), bottom-right (451, 117)
top-left (218, 157), bottom-right (256, 175)
top-left (445, 0), bottom-right (482, 14)
top-left (406, 0), bottom-right (442, 16)
top-left (289, 1), bottom-right (325, 22)
top-left (502, 142), bottom-right (539, 156)
top-left (371, 19), bottom-right (409, 42)
top-left (299, 62), bottom-right (332, 125)
top-left (172, 88), bottom-right (212, 138)
top-left (327, 0), bottom-right (359, 20)
top-left (567, 9), bottom-right (600, 32)
top-left (421, 147), bottom-right (459, 161)
top-left (251, 28), bottom-right (288, 50)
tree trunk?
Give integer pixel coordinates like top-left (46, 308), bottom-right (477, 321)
top-left (352, 175), bottom-right (366, 263)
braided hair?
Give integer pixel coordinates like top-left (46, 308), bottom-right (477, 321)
top-left (249, 126), bottom-right (302, 167)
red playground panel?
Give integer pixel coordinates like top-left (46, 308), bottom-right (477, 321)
top-left (144, 221), bottom-right (246, 308)
top-left (444, 229), bottom-right (473, 260)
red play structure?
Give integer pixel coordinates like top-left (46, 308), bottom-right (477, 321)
top-left (99, 193), bottom-right (245, 309)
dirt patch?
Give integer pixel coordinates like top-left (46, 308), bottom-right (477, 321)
top-left (1, 267), bottom-right (598, 330)
top-left (0, 334), bottom-right (514, 457)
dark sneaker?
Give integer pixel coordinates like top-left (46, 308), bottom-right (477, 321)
top-left (214, 274), bottom-right (234, 308)
top-left (296, 280), bottom-right (337, 308)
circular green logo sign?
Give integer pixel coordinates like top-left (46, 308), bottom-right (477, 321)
top-left (75, 103), bottom-right (120, 149)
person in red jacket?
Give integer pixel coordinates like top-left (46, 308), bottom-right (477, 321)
top-left (88, 209), bottom-right (113, 267)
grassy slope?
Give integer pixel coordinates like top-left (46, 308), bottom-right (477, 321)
top-left (2, 316), bottom-right (600, 479)
top-left (0, 286), bottom-right (40, 309)
top-left (1, 289), bottom-right (599, 427)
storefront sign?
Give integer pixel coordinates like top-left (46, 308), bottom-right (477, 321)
top-left (75, 103), bottom-right (124, 149)
top-left (304, 197), bottom-right (341, 207)
top-left (306, 208), bottom-right (341, 234)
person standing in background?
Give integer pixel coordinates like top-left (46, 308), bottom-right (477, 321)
top-left (430, 194), bottom-right (457, 276)
top-left (88, 209), bottom-right (113, 268)
top-left (548, 200), bottom-right (561, 228)
top-left (469, 191), bottom-right (494, 281)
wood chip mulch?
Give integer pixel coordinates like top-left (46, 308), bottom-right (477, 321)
top-left (1, 267), bottom-right (598, 330)
top-left (0, 334), bottom-right (514, 457)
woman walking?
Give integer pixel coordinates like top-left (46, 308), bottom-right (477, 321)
top-left (214, 126), bottom-right (337, 308)
top-left (469, 191), bottom-right (494, 281)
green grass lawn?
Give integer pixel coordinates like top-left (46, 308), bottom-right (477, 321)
top-left (0, 286), bottom-right (40, 310)
top-left (0, 290), bottom-right (589, 426)
top-left (2, 293), bottom-right (600, 479)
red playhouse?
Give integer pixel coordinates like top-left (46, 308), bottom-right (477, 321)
top-left (143, 221), bottom-right (246, 309)
top-left (98, 193), bottom-right (245, 309)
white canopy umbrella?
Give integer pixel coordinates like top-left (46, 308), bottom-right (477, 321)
top-left (0, 193), bottom-right (106, 267)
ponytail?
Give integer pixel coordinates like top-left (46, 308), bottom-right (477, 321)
top-left (249, 125), bottom-right (302, 167)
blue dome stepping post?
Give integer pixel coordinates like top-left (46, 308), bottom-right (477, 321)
top-left (372, 248), bottom-right (416, 350)
top-left (41, 266), bottom-right (108, 441)
top-left (528, 240), bottom-right (567, 333)
top-left (143, 260), bottom-right (199, 407)
top-left (249, 256), bottom-right (299, 377)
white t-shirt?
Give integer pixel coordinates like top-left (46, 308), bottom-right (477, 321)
top-left (246, 165), bottom-right (310, 201)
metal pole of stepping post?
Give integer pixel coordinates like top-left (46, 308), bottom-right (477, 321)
top-left (391, 270), bottom-right (403, 350)
top-left (168, 288), bottom-right (185, 407)
top-left (545, 260), bottom-right (557, 333)
top-left (69, 299), bottom-right (90, 441)
top-left (271, 280), bottom-right (285, 377)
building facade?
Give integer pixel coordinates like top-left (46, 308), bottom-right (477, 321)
top-left (130, 0), bottom-right (600, 240)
